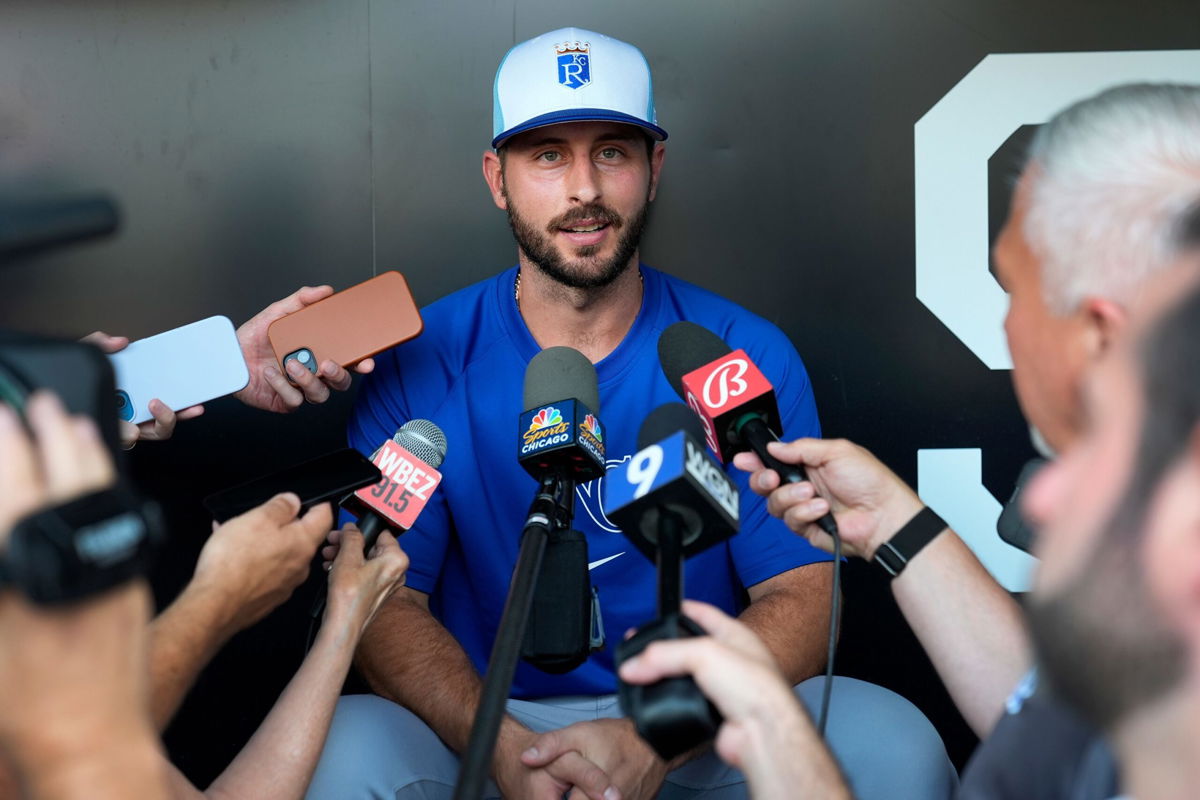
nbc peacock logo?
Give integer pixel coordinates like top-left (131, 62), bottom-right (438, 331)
top-left (581, 414), bottom-right (603, 443)
top-left (527, 406), bottom-right (563, 434)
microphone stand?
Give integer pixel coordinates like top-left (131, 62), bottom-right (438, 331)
top-left (451, 469), bottom-right (575, 800)
top-left (615, 508), bottom-right (721, 761)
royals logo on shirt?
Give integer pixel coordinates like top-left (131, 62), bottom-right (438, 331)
top-left (556, 40), bottom-right (591, 89)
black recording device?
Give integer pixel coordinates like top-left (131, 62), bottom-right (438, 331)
top-left (606, 403), bottom-right (733, 760)
top-left (452, 347), bottom-right (604, 800)
top-left (517, 346), bottom-right (607, 673)
top-left (0, 332), bottom-right (162, 605)
top-left (0, 194), bottom-right (119, 260)
top-left (203, 448), bottom-right (382, 523)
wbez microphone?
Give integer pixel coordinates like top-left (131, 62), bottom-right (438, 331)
top-left (343, 419), bottom-right (448, 552)
top-left (658, 321), bottom-right (838, 538)
top-left (605, 402), bottom-right (738, 760)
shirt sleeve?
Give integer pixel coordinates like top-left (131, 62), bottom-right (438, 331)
top-left (726, 332), bottom-right (834, 590)
top-left (344, 346), bottom-right (451, 595)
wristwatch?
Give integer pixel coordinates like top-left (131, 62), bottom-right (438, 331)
top-left (873, 506), bottom-right (948, 578)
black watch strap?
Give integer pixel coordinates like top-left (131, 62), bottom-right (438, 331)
top-left (873, 507), bottom-right (948, 578)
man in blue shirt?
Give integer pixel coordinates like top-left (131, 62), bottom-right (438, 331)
top-left (306, 27), bottom-right (953, 800)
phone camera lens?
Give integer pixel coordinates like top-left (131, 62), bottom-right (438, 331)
top-left (115, 391), bottom-right (135, 421)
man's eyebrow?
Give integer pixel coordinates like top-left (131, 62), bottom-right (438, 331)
top-left (521, 135), bottom-right (568, 149)
top-left (519, 132), bottom-right (641, 149)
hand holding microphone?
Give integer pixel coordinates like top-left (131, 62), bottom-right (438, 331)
top-left (733, 437), bottom-right (926, 560)
top-left (657, 321), bottom-right (839, 539)
top-left (341, 419), bottom-right (448, 554)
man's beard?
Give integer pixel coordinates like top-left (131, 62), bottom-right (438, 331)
top-left (504, 192), bottom-right (649, 290)
top-left (1026, 489), bottom-right (1186, 732)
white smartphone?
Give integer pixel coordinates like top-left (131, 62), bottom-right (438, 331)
top-left (108, 316), bottom-right (250, 425)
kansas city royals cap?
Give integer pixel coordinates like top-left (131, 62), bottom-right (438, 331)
top-left (492, 27), bottom-right (668, 149)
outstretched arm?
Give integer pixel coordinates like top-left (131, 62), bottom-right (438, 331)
top-left (735, 438), bottom-right (1031, 736)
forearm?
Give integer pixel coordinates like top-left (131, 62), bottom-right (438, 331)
top-left (741, 701), bottom-right (851, 800)
top-left (204, 623), bottom-right (355, 800)
top-left (356, 588), bottom-right (532, 764)
top-left (738, 564), bottom-right (834, 685)
top-left (891, 530), bottom-right (1031, 736)
top-left (147, 581), bottom-right (240, 730)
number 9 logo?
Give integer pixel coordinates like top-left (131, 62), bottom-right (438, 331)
top-left (627, 445), bottom-right (664, 499)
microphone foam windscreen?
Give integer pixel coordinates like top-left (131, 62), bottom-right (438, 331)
top-left (637, 402), bottom-right (707, 450)
top-left (0, 195), bottom-right (120, 258)
top-left (657, 322), bottom-right (733, 399)
top-left (394, 419), bottom-right (448, 469)
top-left (524, 346), bottom-right (600, 413)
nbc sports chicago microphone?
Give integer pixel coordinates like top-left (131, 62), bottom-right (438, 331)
top-left (657, 321), bottom-right (838, 538)
top-left (343, 419), bottom-right (448, 551)
top-left (516, 345), bottom-right (606, 673)
top-left (451, 347), bottom-right (605, 800)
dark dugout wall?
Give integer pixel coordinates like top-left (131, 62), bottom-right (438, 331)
top-left (3, 0), bottom-right (1199, 783)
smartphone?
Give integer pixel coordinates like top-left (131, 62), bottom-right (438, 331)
top-left (267, 271), bottom-right (423, 380)
top-left (202, 448), bottom-right (382, 523)
top-left (0, 330), bottom-right (122, 454)
top-left (108, 316), bottom-right (249, 425)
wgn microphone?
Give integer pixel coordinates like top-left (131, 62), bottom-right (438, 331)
top-left (606, 402), bottom-right (738, 563)
top-left (658, 321), bottom-right (837, 539)
top-left (345, 419), bottom-right (448, 552)
top-left (606, 403), bottom-right (735, 759)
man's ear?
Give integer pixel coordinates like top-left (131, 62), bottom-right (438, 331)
top-left (1080, 296), bottom-right (1129, 361)
top-left (647, 143), bottom-right (666, 203)
top-left (482, 150), bottom-right (507, 210)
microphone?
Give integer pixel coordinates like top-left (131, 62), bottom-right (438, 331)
top-left (345, 419), bottom-right (448, 552)
top-left (607, 403), bottom-right (733, 760)
top-left (606, 403), bottom-right (739, 564)
top-left (997, 458), bottom-right (1047, 554)
top-left (518, 346), bottom-right (605, 483)
top-left (0, 195), bottom-right (120, 259)
top-left (518, 346), bottom-right (605, 673)
top-left (657, 321), bottom-right (837, 538)
top-left (452, 348), bottom-right (604, 799)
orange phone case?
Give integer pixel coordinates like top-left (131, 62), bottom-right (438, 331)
top-left (267, 271), bottom-right (423, 377)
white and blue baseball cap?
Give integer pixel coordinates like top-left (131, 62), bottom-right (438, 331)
top-left (492, 27), bottom-right (668, 149)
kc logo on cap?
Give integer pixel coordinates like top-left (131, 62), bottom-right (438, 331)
top-left (556, 40), bottom-right (591, 89)
top-left (491, 27), bottom-right (668, 149)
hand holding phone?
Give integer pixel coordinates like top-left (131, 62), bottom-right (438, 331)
top-left (235, 284), bottom-right (398, 414)
top-left (107, 316), bottom-right (249, 426)
top-left (82, 332), bottom-right (205, 448)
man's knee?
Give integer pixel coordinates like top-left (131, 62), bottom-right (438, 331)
top-left (305, 694), bottom-right (461, 800)
top-left (796, 676), bottom-right (958, 800)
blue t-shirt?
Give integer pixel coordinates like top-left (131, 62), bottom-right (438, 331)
top-left (347, 264), bottom-right (831, 698)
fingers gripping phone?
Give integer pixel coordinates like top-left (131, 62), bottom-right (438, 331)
top-left (108, 316), bottom-right (250, 425)
top-left (267, 271), bottom-right (423, 380)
